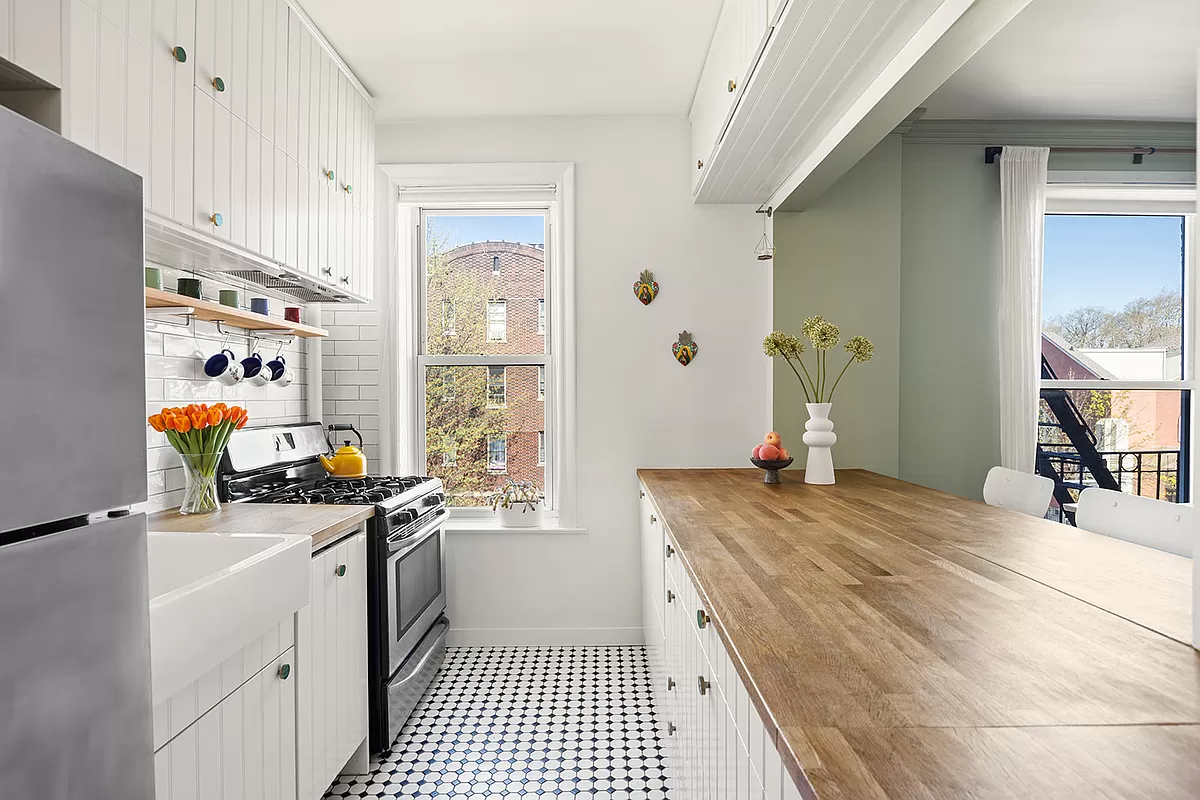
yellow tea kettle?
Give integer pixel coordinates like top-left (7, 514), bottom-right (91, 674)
top-left (319, 424), bottom-right (367, 479)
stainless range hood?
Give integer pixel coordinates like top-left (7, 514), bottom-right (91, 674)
top-left (144, 211), bottom-right (364, 304)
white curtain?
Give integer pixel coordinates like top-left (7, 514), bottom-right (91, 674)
top-left (998, 146), bottom-right (1050, 472)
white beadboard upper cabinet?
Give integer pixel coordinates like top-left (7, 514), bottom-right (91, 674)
top-left (62, 0), bottom-right (377, 302)
top-left (2, 0), bottom-right (64, 87)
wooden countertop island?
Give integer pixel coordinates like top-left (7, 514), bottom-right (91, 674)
top-left (148, 503), bottom-right (374, 551)
top-left (638, 468), bottom-right (1200, 799)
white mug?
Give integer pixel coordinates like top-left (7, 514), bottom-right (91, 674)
top-left (272, 367), bottom-right (296, 388)
top-left (203, 348), bottom-right (243, 387)
top-left (242, 352), bottom-right (272, 387)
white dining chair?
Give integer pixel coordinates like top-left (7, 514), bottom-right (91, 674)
top-left (1075, 487), bottom-right (1195, 558)
top-left (982, 466), bottom-right (1054, 518)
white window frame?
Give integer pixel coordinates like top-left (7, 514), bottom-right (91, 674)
top-left (486, 299), bottom-right (507, 342)
top-left (487, 436), bottom-right (507, 474)
top-left (486, 366), bottom-right (507, 408)
top-left (1041, 180), bottom-right (1196, 502)
top-left (492, 255), bottom-right (501, 277)
top-left (385, 161), bottom-right (577, 527)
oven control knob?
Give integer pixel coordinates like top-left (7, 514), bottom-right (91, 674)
top-left (397, 509), bottom-right (418, 526)
top-left (424, 493), bottom-right (445, 507)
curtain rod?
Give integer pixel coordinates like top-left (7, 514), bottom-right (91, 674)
top-left (984, 145), bottom-right (1197, 165)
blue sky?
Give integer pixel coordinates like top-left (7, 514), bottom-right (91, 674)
top-left (429, 214), bottom-right (545, 249)
top-left (1042, 215), bottom-right (1185, 320)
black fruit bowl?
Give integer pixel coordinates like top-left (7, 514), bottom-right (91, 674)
top-left (750, 457), bottom-right (794, 484)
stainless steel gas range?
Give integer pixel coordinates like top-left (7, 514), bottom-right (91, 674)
top-left (218, 422), bottom-right (449, 753)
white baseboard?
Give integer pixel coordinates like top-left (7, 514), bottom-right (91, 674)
top-left (447, 626), bottom-right (645, 647)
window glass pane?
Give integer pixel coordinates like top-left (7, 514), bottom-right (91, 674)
top-left (487, 300), bottom-right (507, 342)
top-left (538, 365), bottom-right (545, 401)
top-left (1038, 388), bottom-right (1188, 506)
top-left (1042, 215), bottom-right (1184, 380)
top-left (441, 300), bottom-right (455, 335)
top-left (537, 299), bottom-right (546, 335)
top-left (425, 365), bottom-right (546, 508)
top-left (538, 431), bottom-right (546, 465)
top-left (487, 366), bottom-right (506, 408)
top-left (424, 214), bottom-right (547, 355)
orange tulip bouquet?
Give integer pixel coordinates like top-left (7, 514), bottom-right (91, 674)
top-left (148, 404), bottom-right (249, 514)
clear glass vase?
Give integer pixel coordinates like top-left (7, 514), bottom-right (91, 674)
top-left (178, 452), bottom-right (223, 515)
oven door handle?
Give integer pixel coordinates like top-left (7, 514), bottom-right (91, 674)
top-left (387, 508), bottom-right (447, 554)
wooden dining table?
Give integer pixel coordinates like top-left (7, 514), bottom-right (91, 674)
top-left (637, 468), bottom-right (1200, 799)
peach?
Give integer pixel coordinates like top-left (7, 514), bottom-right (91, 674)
top-left (758, 444), bottom-right (780, 461)
top-left (752, 445), bottom-right (763, 459)
top-left (764, 431), bottom-right (782, 447)
top-left (778, 447), bottom-right (790, 460)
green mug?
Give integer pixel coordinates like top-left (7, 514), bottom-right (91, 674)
top-left (219, 290), bottom-right (240, 308)
top-left (177, 277), bottom-right (202, 299)
top-left (145, 267), bottom-right (163, 290)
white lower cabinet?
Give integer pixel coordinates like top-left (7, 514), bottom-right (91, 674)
top-left (155, 646), bottom-right (297, 800)
top-left (296, 529), bottom-right (369, 800)
top-left (640, 480), bottom-right (798, 800)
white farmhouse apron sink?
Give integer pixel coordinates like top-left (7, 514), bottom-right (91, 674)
top-left (146, 531), bottom-right (310, 705)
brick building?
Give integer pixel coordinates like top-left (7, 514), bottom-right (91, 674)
top-left (426, 241), bottom-right (546, 498)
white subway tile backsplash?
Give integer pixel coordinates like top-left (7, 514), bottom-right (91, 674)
top-left (323, 325), bottom-right (360, 340)
top-left (145, 355), bottom-right (196, 379)
top-left (146, 379), bottom-right (164, 402)
top-left (322, 355), bottom-right (360, 371)
top-left (324, 385), bottom-right (360, 400)
top-left (357, 384), bottom-right (378, 400)
top-left (357, 355), bottom-right (381, 370)
top-left (163, 378), bottom-right (224, 402)
top-left (147, 446), bottom-right (181, 472)
top-left (145, 331), bottom-right (163, 355)
top-left (335, 370), bottom-right (380, 385)
top-left (332, 339), bottom-right (378, 356)
top-left (335, 400), bottom-right (379, 415)
top-left (333, 310), bottom-right (379, 326)
top-left (162, 334), bottom-right (208, 360)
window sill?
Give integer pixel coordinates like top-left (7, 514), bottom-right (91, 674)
top-left (444, 517), bottom-right (587, 535)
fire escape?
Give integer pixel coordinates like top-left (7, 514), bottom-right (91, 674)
top-left (1035, 356), bottom-right (1120, 524)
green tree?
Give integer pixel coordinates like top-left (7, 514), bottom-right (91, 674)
top-left (423, 224), bottom-right (506, 505)
top-left (1046, 289), bottom-right (1182, 349)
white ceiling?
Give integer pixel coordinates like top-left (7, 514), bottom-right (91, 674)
top-left (922, 0), bottom-right (1198, 121)
top-left (296, 0), bottom-right (724, 121)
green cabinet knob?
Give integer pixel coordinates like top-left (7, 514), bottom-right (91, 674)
top-left (172, 46), bottom-right (187, 63)
top-left (212, 76), bottom-right (225, 92)
top-left (210, 212), bottom-right (223, 227)
top-left (342, 184), bottom-right (352, 194)
top-left (278, 663), bottom-right (291, 680)
top-left (325, 169), bottom-right (335, 181)
top-left (696, 608), bottom-right (710, 629)
top-left (335, 564), bottom-right (346, 577)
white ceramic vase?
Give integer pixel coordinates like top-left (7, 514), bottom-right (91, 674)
top-left (498, 502), bottom-right (544, 528)
top-left (802, 403), bottom-right (836, 485)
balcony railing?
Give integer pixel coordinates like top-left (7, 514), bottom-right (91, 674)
top-left (1038, 449), bottom-right (1182, 504)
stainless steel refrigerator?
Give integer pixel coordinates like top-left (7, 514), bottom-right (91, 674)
top-left (0, 106), bottom-right (154, 798)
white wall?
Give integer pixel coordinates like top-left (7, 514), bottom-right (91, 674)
top-left (372, 116), bottom-right (771, 644)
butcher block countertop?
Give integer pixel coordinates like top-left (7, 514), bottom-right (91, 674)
top-left (637, 468), bottom-right (1200, 799)
top-left (148, 503), bottom-right (374, 551)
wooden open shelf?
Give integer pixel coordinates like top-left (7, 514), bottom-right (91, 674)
top-left (144, 287), bottom-right (328, 338)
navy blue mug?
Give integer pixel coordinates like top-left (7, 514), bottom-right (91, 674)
top-left (250, 297), bottom-right (270, 315)
top-left (203, 348), bottom-right (243, 386)
top-left (266, 354), bottom-right (287, 381)
top-left (242, 352), bottom-right (270, 387)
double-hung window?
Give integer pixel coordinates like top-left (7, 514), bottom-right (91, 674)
top-left (1039, 183), bottom-right (1196, 518)
top-left (416, 203), bottom-right (563, 516)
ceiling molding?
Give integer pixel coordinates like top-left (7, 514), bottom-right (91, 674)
top-left (903, 119), bottom-right (1197, 147)
top-left (890, 107), bottom-right (927, 136)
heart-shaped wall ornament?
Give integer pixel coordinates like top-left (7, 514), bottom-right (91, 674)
top-left (672, 331), bottom-right (698, 366)
top-left (633, 269), bottom-right (660, 306)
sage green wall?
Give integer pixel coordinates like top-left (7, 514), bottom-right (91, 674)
top-left (772, 135), bottom-right (902, 476)
top-left (898, 144), bottom-right (1002, 499)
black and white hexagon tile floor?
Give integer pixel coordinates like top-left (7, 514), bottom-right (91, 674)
top-left (323, 646), bottom-right (672, 799)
